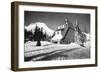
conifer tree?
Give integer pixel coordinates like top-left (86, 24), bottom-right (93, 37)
top-left (33, 25), bottom-right (44, 46)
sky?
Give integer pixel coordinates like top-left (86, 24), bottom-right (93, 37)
top-left (24, 11), bottom-right (90, 33)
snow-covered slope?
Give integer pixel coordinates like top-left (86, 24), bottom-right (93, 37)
top-left (24, 41), bottom-right (82, 58)
top-left (25, 22), bottom-right (54, 36)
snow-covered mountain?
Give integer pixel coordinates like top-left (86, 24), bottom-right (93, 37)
top-left (25, 22), bottom-right (54, 36)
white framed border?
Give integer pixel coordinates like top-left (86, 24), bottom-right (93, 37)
top-left (18, 4), bottom-right (96, 68)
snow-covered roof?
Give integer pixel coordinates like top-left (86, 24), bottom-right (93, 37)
top-left (56, 24), bottom-right (65, 31)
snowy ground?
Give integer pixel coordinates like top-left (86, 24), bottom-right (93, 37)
top-left (24, 41), bottom-right (90, 61)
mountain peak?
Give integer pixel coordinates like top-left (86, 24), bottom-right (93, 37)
top-left (25, 22), bottom-right (54, 36)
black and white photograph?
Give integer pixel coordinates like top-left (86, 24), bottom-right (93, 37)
top-left (24, 11), bottom-right (91, 61)
top-left (11, 2), bottom-right (97, 71)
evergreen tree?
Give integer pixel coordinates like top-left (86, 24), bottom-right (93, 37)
top-left (24, 29), bottom-right (33, 42)
top-left (24, 29), bottom-right (28, 43)
top-left (33, 25), bottom-right (38, 41)
top-left (43, 31), bottom-right (46, 41)
top-left (33, 25), bottom-right (44, 46)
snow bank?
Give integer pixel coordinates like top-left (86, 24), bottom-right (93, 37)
top-left (24, 41), bottom-right (82, 57)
